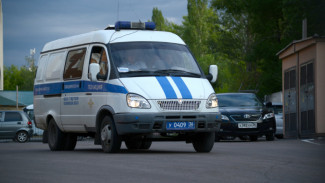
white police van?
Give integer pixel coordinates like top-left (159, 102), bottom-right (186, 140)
top-left (34, 21), bottom-right (221, 153)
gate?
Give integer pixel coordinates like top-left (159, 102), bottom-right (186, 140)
top-left (300, 61), bottom-right (315, 136)
top-left (284, 67), bottom-right (298, 138)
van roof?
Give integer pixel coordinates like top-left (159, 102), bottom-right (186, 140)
top-left (41, 30), bottom-right (186, 53)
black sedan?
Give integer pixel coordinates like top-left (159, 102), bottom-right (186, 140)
top-left (216, 93), bottom-right (276, 141)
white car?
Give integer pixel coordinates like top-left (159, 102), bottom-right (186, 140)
top-left (23, 104), bottom-right (44, 136)
top-left (271, 103), bottom-right (284, 139)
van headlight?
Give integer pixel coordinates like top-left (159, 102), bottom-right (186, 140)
top-left (206, 93), bottom-right (218, 108)
top-left (263, 113), bottom-right (275, 120)
top-left (127, 94), bottom-right (151, 109)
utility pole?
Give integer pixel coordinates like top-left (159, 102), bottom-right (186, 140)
top-left (0, 0), bottom-right (4, 90)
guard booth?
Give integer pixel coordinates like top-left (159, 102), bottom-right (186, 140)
top-left (277, 36), bottom-right (325, 138)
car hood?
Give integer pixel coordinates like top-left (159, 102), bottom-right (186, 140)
top-left (219, 106), bottom-right (263, 115)
top-left (119, 76), bottom-right (213, 100)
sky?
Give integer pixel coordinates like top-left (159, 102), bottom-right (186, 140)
top-left (2, 0), bottom-right (188, 67)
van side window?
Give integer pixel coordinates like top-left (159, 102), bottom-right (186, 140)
top-left (4, 112), bottom-right (22, 122)
top-left (89, 46), bottom-right (108, 80)
top-left (63, 49), bottom-right (86, 80)
top-left (35, 55), bottom-right (48, 82)
top-left (46, 51), bottom-right (65, 81)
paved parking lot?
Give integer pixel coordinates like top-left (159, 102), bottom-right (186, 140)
top-left (0, 138), bottom-right (324, 183)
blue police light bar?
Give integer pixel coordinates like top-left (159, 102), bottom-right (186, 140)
top-left (115, 21), bottom-right (156, 31)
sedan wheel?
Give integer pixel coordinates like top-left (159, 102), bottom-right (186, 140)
top-left (16, 131), bottom-right (28, 143)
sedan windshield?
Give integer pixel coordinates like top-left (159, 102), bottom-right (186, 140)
top-left (110, 42), bottom-right (202, 77)
top-left (217, 94), bottom-right (262, 107)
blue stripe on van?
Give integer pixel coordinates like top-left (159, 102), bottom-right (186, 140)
top-left (155, 76), bottom-right (177, 99)
top-left (171, 77), bottom-right (192, 99)
top-left (34, 81), bottom-right (128, 96)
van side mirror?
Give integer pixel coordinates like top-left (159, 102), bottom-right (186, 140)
top-left (89, 63), bottom-right (100, 81)
top-left (208, 65), bottom-right (218, 83)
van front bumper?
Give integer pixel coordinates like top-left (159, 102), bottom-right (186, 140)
top-left (113, 112), bottom-right (221, 135)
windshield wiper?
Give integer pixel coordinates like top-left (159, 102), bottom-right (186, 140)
top-left (119, 70), bottom-right (169, 77)
top-left (154, 69), bottom-right (201, 77)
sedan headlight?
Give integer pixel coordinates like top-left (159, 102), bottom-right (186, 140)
top-left (263, 112), bottom-right (275, 120)
top-left (127, 94), bottom-right (151, 109)
top-left (222, 115), bottom-right (229, 121)
top-left (206, 93), bottom-right (219, 108)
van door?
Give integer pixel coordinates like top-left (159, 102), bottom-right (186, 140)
top-left (83, 45), bottom-right (110, 129)
top-left (60, 48), bottom-right (87, 131)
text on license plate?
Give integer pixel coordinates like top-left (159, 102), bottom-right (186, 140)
top-left (238, 123), bottom-right (257, 128)
top-left (166, 122), bottom-right (195, 130)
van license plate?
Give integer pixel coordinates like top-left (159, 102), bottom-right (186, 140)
top-left (166, 122), bottom-right (195, 130)
top-left (238, 123), bottom-right (257, 128)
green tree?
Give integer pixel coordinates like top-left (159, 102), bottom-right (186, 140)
top-left (4, 56), bottom-right (36, 91)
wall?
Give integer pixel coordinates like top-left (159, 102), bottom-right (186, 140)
top-left (316, 42), bottom-right (325, 134)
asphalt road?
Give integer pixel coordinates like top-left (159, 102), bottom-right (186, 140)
top-left (0, 138), bottom-right (324, 183)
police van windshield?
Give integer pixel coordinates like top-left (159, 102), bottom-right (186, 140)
top-left (110, 42), bottom-right (202, 77)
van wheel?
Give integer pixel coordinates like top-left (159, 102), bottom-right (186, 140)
top-left (16, 131), bottom-right (28, 143)
top-left (42, 130), bottom-right (48, 143)
top-left (48, 118), bottom-right (65, 151)
top-left (140, 140), bottom-right (152, 150)
top-left (100, 116), bottom-right (121, 153)
top-left (125, 139), bottom-right (142, 150)
top-left (192, 132), bottom-right (215, 153)
top-left (64, 133), bottom-right (77, 150)
top-left (125, 138), bottom-right (152, 150)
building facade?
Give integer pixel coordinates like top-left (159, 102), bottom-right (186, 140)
top-left (277, 36), bottom-right (325, 138)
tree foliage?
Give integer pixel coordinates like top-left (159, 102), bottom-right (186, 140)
top-left (4, 56), bottom-right (36, 91)
top-left (151, 0), bottom-right (325, 98)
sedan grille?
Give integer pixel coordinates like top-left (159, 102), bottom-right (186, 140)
top-left (230, 114), bottom-right (261, 122)
top-left (157, 100), bottom-right (201, 111)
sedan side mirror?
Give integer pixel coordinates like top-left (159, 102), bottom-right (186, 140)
top-left (208, 65), bottom-right (218, 83)
top-left (265, 102), bottom-right (272, 108)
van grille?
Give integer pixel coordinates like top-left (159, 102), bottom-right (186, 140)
top-left (157, 100), bottom-right (201, 111)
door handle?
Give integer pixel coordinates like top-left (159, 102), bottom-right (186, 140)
top-left (17, 122), bottom-right (21, 125)
top-left (86, 93), bottom-right (92, 95)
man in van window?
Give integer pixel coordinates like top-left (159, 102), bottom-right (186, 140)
top-left (99, 51), bottom-right (108, 76)
top-left (123, 50), bottom-right (146, 71)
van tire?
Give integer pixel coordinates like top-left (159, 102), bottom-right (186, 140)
top-left (125, 139), bottom-right (142, 150)
top-left (16, 131), bottom-right (29, 143)
top-left (140, 140), bottom-right (152, 150)
top-left (192, 132), bottom-right (215, 153)
top-left (64, 133), bottom-right (77, 150)
top-left (48, 119), bottom-right (65, 151)
top-left (100, 116), bottom-right (121, 153)
top-left (42, 130), bottom-right (48, 143)
top-left (125, 138), bottom-right (152, 150)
